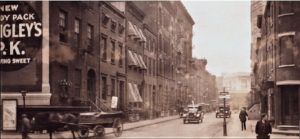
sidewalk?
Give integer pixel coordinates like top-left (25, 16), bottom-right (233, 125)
top-left (0, 115), bottom-right (179, 139)
top-left (222, 114), bottom-right (299, 139)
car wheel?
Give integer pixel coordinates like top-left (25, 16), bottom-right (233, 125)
top-left (183, 120), bottom-right (186, 124)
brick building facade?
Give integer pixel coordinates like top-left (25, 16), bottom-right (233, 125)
top-left (0, 1), bottom-right (195, 126)
top-left (253, 1), bottom-right (300, 127)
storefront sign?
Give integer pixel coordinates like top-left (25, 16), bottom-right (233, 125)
top-left (0, 2), bottom-right (42, 71)
top-left (2, 99), bottom-right (17, 131)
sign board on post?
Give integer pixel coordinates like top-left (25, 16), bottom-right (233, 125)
top-left (220, 92), bottom-right (229, 95)
top-left (111, 96), bottom-right (118, 109)
top-left (219, 95), bottom-right (230, 99)
top-left (2, 99), bottom-right (17, 131)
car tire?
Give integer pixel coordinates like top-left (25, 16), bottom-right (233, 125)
top-left (183, 120), bottom-right (186, 124)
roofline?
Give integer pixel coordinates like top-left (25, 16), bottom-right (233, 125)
top-left (178, 1), bottom-right (195, 25)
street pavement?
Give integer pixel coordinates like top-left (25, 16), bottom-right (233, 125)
top-left (1, 112), bottom-right (299, 139)
top-left (103, 112), bottom-right (299, 139)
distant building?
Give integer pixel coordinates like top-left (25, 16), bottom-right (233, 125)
top-left (217, 72), bottom-right (251, 110)
top-left (190, 58), bottom-right (218, 111)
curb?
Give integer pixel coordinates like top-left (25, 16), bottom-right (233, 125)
top-left (106, 116), bottom-right (180, 135)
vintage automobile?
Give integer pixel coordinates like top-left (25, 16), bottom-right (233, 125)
top-left (216, 105), bottom-right (231, 118)
top-left (179, 107), bottom-right (188, 118)
top-left (183, 104), bottom-right (204, 124)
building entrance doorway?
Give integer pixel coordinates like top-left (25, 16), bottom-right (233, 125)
top-left (281, 86), bottom-right (299, 125)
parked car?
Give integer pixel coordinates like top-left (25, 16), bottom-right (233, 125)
top-left (216, 105), bottom-right (231, 118)
top-left (183, 104), bottom-right (204, 124)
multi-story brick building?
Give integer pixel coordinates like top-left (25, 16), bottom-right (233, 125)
top-left (190, 58), bottom-right (218, 112)
top-left (250, 1), bottom-right (267, 109)
top-left (0, 1), bottom-right (194, 128)
top-left (254, 1), bottom-right (300, 127)
top-left (99, 2), bottom-right (126, 111)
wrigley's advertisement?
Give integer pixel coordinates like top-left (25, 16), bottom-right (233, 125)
top-left (0, 2), bottom-right (42, 71)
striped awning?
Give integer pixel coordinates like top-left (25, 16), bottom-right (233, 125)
top-left (133, 53), bottom-right (144, 69)
top-left (127, 21), bottom-right (146, 43)
top-left (132, 83), bottom-right (143, 102)
top-left (138, 55), bottom-right (147, 69)
top-left (127, 83), bottom-right (143, 102)
top-left (128, 21), bottom-right (138, 37)
top-left (137, 28), bottom-right (147, 42)
top-left (128, 50), bottom-right (139, 67)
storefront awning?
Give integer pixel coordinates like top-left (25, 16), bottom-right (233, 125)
top-left (128, 50), bottom-right (139, 67)
top-left (127, 83), bottom-right (143, 102)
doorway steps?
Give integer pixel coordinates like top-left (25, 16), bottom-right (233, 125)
top-left (273, 125), bottom-right (299, 136)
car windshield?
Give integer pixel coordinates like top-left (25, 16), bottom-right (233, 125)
top-left (188, 107), bottom-right (198, 112)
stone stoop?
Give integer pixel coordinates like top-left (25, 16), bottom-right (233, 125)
top-left (272, 125), bottom-right (299, 136)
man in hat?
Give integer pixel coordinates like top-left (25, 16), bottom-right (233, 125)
top-left (255, 113), bottom-right (272, 139)
top-left (239, 107), bottom-right (248, 131)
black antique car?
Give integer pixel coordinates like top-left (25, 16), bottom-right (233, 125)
top-left (183, 104), bottom-right (204, 124)
top-left (216, 105), bottom-right (231, 118)
top-left (179, 107), bottom-right (188, 118)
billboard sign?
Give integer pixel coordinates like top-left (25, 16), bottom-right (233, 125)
top-left (0, 2), bottom-right (42, 71)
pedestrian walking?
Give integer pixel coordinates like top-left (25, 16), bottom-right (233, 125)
top-left (21, 114), bottom-right (31, 139)
top-left (255, 114), bottom-right (272, 139)
top-left (239, 107), bottom-right (248, 131)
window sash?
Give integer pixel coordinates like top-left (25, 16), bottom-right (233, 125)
top-left (74, 19), bottom-right (80, 33)
top-left (59, 11), bottom-right (66, 28)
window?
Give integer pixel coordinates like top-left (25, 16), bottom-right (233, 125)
top-left (111, 20), bottom-right (117, 32)
top-left (111, 40), bottom-right (116, 64)
top-left (118, 43), bottom-right (123, 67)
top-left (101, 36), bottom-right (107, 61)
top-left (102, 13), bottom-right (110, 26)
top-left (74, 69), bottom-right (81, 98)
top-left (101, 76), bottom-right (107, 100)
top-left (59, 10), bottom-right (67, 29)
top-left (74, 18), bottom-right (80, 47)
top-left (118, 24), bottom-right (125, 35)
top-left (111, 78), bottom-right (115, 96)
top-left (59, 10), bottom-right (67, 42)
top-left (87, 24), bottom-right (93, 51)
top-left (74, 19), bottom-right (80, 34)
top-left (279, 35), bottom-right (294, 65)
top-left (153, 60), bottom-right (156, 76)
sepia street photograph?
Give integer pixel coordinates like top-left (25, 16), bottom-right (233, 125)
top-left (0, 0), bottom-right (299, 139)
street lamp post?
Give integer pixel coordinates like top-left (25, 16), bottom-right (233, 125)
top-left (223, 97), bottom-right (227, 136)
top-left (20, 90), bottom-right (27, 109)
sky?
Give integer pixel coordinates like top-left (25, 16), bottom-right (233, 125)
top-left (182, 1), bottom-right (251, 76)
